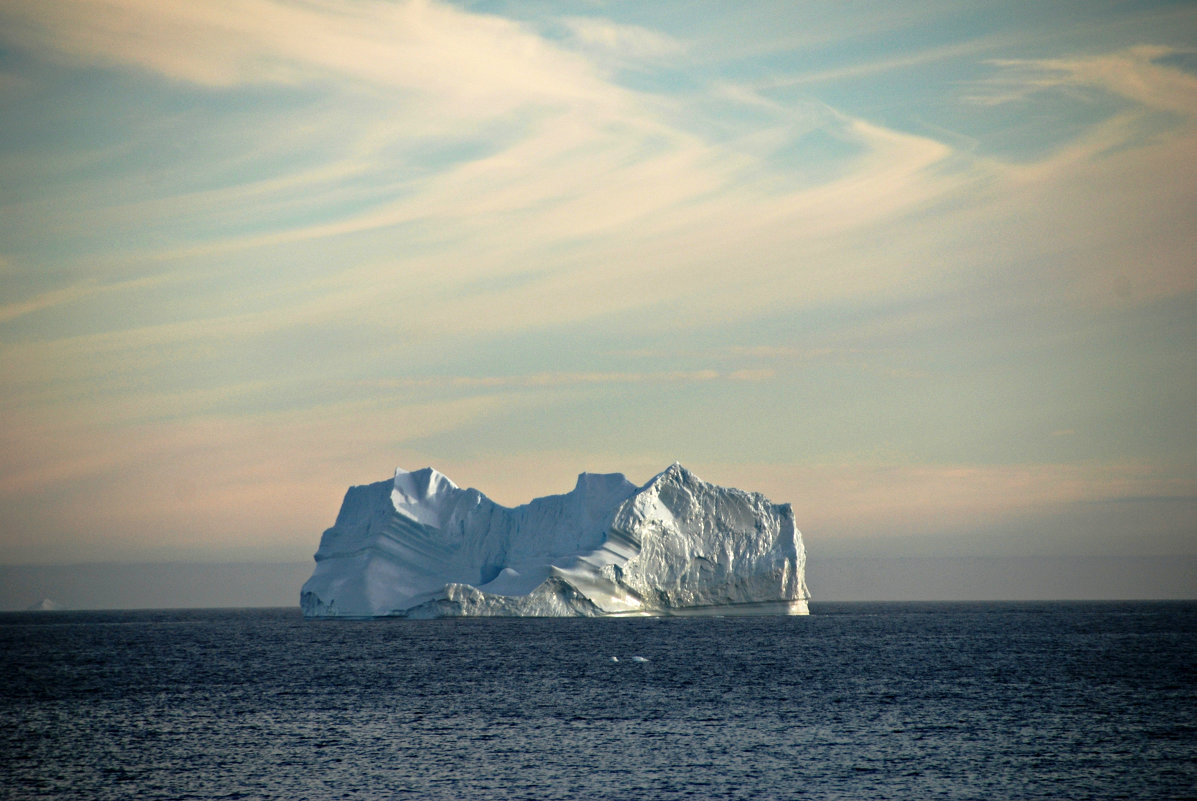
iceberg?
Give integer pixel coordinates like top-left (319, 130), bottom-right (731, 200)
top-left (300, 463), bottom-right (809, 618)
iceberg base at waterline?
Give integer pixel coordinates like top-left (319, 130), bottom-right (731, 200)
top-left (300, 463), bottom-right (809, 618)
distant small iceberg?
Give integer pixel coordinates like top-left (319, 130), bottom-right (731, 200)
top-left (26, 598), bottom-right (64, 611)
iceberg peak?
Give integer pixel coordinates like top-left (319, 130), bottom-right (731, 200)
top-left (651, 461), bottom-right (698, 484)
top-left (390, 466), bottom-right (460, 526)
top-left (301, 463), bottom-right (809, 618)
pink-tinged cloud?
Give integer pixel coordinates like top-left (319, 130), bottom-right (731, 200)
top-left (2, 0), bottom-right (613, 116)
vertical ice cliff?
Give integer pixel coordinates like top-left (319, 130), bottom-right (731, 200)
top-left (301, 463), bottom-right (809, 617)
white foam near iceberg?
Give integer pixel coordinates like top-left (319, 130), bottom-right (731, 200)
top-left (300, 463), bottom-right (810, 618)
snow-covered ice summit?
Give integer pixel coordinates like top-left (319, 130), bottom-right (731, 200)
top-left (301, 463), bottom-right (809, 618)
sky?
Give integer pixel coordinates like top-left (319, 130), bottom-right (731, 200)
top-left (0, 1), bottom-right (1194, 600)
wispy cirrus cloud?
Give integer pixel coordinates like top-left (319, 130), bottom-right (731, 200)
top-left (368, 368), bottom-right (776, 391)
top-left (1, 0), bottom-right (613, 114)
top-left (559, 16), bottom-right (686, 67)
top-left (0, 282), bottom-right (98, 324)
top-left (971, 45), bottom-right (1197, 115)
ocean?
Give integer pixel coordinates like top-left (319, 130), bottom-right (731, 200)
top-left (1, 602), bottom-right (1193, 800)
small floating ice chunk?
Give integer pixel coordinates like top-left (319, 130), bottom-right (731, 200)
top-left (630, 656), bottom-right (649, 663)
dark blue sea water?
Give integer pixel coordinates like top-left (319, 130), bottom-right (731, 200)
top-left (1, 602), bottom-right (1194, 800)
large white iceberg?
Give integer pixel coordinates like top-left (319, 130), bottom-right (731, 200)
top-left (300, 463), bottom-right (809, 618)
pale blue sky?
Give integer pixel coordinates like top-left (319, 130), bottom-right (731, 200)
top-left (0, 1), bottom-right (1194, 583)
